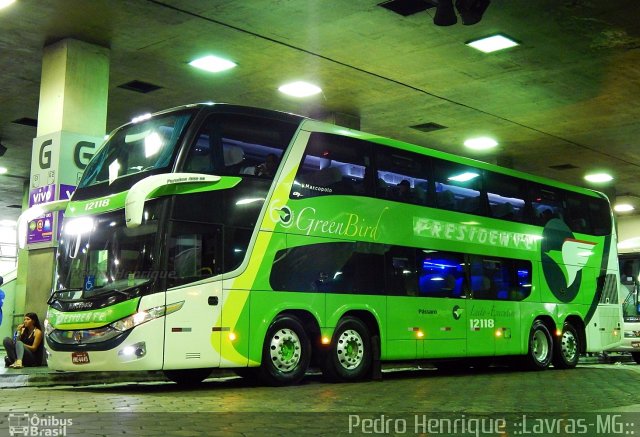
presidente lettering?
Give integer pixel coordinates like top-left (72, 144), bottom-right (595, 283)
top-left (413, 217), bottom-right (539, 251)
top-left (294, 206), bottom-right (388, 240)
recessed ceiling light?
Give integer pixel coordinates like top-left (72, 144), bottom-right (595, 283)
top-left (584, 173), bottom-right (613, 183)
top-left (614, 204), bottom-right (635, 213)
top-left (466, 34), bottom-right (519, 53)
top-left (189, 55), bottom-right (237, 73)
top-left (0, 0), bottom-right (16, 10)
top-left (464, 137), bottom-right (498, 150)
top-left (278, 81), bottom-right (322, 98)
top-left (0, 167), bottom-right (7, 174)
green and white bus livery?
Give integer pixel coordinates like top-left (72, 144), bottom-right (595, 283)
top-left (26, 103), bottom-right (621, 385)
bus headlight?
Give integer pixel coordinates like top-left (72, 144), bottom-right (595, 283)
top-left (44, 319), bottom-right (55, 336)
top-left (111, 301), bottom-right (184, 332)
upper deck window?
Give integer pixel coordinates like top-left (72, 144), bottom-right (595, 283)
top-left (182, 113), bottom-right (298, 178)
top-left (292, 133), bottom-right (373, 199)
top-left (79, 112), bottom-right (193, 188)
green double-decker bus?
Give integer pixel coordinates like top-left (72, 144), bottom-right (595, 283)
top-left (28, 103), bottom-right (621, 385)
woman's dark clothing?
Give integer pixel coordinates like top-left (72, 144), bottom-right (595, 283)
top-left (3, 328), bottom-right (44, 367)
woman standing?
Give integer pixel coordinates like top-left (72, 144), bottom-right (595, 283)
top-left (3, 312), bottom-right (44, 368)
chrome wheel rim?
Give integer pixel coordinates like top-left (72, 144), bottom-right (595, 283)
top-left (269, 328), bottom-right (301, 373)
top-left (532, 329), bottom-right (550, 363)
top-left (336, 329), bottom-right (364, 370)
top-left (561, 330), bottom-right (578, 362)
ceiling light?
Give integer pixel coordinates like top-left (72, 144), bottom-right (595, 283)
top-left (614, 204), bottom-right (635, 213)
top-left (466, 34), bottom-right (519, 53)
top-left (464, 137), bottom-right (498, 150)
top-left (278, 81), bottom-right (322, 98)
top-left (189, 55), bottom-right (237, 73)
top-left (0, 0), bottom-right (16, 10)
top-left (0, 167), bottom-right (7, 174)
top-left (584, 173), bottom-right (613, 183)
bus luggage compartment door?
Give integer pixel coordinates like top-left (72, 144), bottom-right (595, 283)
top-left (163, 281), bottom-right (222, 369)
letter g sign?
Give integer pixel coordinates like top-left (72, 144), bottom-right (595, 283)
top-left (74, 141), bottom-right (96, 170)
top-left (39, 139), bottom-right (52, 169)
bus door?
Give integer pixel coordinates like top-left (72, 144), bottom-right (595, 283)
top-left (162, 221), bottom-right (223, 369)
top-left (415, 249), bottom-right (467, 359)
top-left (466, 255), bottom-right (529, 357)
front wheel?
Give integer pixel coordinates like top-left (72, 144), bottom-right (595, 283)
top-left (258, 315), bottom-right (311, 386)
top-left (523, 320), bottom-right (553, 370)
top-left (322, 317), bottom-right (372, 382)
top-left (632, 352), bottom-right (640, 365)
top-left (552, 322), bottom-right (580, 369)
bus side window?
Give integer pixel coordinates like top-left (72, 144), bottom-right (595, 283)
top-left (384, 247), bottom-right (418, 296)
top-left (565, 193), bottom-right (592, 234)
top-left (432, 159), bottom-right (485, 215)
top-left (484, 171), bottom-right (526, 222)
top-left (166, 222), bottom-right (221, 288)
top-left (292, 132), bottom-right (373, 199)
top-left (469, 255), bottom-right (532, 301)
top-left (417, 250), bottom-right (464, 298)
top-left (529, 185), bottom-right (564, 226)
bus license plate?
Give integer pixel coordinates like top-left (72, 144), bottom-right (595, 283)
top-left (631, 341), bottom-right (640, 348)
top-left (72, 352), bottom-right (90, 365)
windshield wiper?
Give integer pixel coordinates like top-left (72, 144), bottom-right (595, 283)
top-left (48, 288), bottom-right (83, 304)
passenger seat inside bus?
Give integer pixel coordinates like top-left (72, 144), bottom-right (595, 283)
top-left (223, 145), bottom-right (245, 173)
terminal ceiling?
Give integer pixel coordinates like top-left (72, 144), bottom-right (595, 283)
top-left (1, 0), bottom-right (639, 224)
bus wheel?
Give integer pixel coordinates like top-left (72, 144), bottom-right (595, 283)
top-left (524, 320), bottom-right (553, 370)
top-left (632, 352), bottom-right (640, 364)
top-left (323, 317), bottom-right (372, 382)
top-left (258, 315), bottom-right (310, 386)
top-left (164, 368), bottom-right (212, 385)
top-left (552, 322), bottom-right (580, 369)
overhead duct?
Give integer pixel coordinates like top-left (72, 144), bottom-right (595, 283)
top-left (455, 0), bottom-right (490, 25)
top-left (433, 0), bottom-right (457, 26)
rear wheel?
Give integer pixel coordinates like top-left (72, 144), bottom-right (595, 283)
top-left (523, 320), bottom-right (553, 370)
top-left (632, 352), bottom-right (640, 364)
top-left (164, 368), bottom-right (212, 385)
top-left (323, 317), bottom-right (372, 382)
top-left (258, 315), bottom-right (311, 386)
top-left (552, 322), bottom-right (580, 369)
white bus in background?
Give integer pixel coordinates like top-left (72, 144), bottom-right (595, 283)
top-left (608, 254), bottom-right (640, 363)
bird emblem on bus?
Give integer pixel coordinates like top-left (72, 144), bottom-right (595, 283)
top-left (544, 238), bottom-right (596, 289)
top-left (540, 218), bottom-right (599, 302)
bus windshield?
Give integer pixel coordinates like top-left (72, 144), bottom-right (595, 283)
top-left (78, 111), bottom-right (193, 188)
top-left (54, 201), bottom-right (162, 300)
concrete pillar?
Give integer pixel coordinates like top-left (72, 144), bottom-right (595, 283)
top-left (19, 39), bottom-right (109, 320)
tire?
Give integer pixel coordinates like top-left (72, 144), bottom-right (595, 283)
top-left (323, 317), bottom-right (372, 382)
top-left (632, 352), bottom-right (640, 365)
top-left (523, 320), bottom-right (553, 370)
top-left (257, 315), bottom-right (311, 386)
top-left (164, 368), bottom-right (212, 385)
top-left (552, 322), bottom-right (580, 369)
